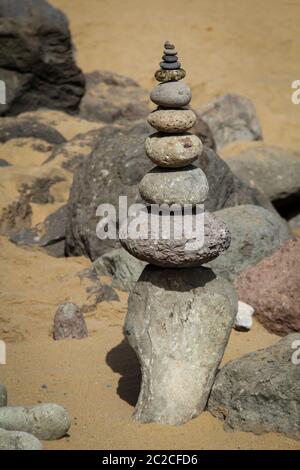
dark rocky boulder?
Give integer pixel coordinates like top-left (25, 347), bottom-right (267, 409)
top-left (0, 117), bottom-right (66, 145)
top-left (65, 120), bottom-right (274, 260)
top-left (0, 0), bottom-right (85, 116)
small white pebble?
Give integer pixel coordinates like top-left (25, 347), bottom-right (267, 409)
top-left (234, 301), bottom-right (255, 332)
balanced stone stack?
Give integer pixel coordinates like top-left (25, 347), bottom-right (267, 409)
top-left (120, 42), bottom-right (237, 425)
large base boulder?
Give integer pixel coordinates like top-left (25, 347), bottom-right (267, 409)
top-left (125, 265), bottom-right (237, 425)
top-left (208, 334), bottom-right (300, 441)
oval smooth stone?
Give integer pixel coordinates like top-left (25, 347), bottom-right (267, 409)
top-left (155, 68), bottom-right (186, 83)
top-left (162, 55), bottom-right (178, 63)
top-left (145, 132), bottom-right (202, 167)
top-left (163, 48), bottom-right (178, 55)
top-left (160, 61), bottom-right (181, 70)
top-left (120, 210), bottom-right (231, 268)
top-left (150, 81), bottom-right (191, 108)
top-left (139, 166), bottom-right (209, 205)
top-left (147, 108), bottom-right (197, 133)
top-left (164, 42), bottom-right (175, 49)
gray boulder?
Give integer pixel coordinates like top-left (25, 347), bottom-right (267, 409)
top-left (208, 205), bottom-right (292, 280)
top-left (0, 0), bottom-right (85, 116)
top-left (0, 428), bottom-right (42, 450)
top-left (65, 121), bottom-right (272, 260)
top-left (80, 70), bottom-right (149, 123)
top-left (208, 334), bottom-right (300, 441)
top-left (125, 265), bottom-right (237, 424)
top-left (197, 93), bottom-right (262, 149)
top-left (224, 145), bottom-right (300, 208)
top-left (53, 302), bottom-right (88, 340)
top-left (0, 117), bottom-right (66, 144)
top-left (0, 403), bottom-right (70, 440)
top-left (0, 385), bottom-right (7, 407)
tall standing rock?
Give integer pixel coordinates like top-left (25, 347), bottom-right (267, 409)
top-left (120, 42), bottom-right (237, 425)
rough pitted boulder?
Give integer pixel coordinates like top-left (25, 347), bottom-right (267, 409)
top-left (125, 265), bottom-right (238, 424)
top-left (0, 0), bottom-right (85, 116)
top-left (53, 302), bottom-right (88, 340)
top-left (66, 121), bottom-right (272, 260)
top-left (197, 94), bottom-right (262, 149)
top-left (207, 205), bottom-right (292, 281)
top-left (80, 70), bottom-right (149, 123)
top-left (234, 239), bottom-right (300, 336)
top-left (208, 334), bottom-right (300, 441)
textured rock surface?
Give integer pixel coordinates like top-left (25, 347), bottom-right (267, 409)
top-left (11, 204), bottom-right (68, 257)
top-left (155, 68), bottom-right (186, 83)
top-left (234, 239), bottom-right (300, 336)
top-left (0, 385), bottom-right (7, 407)
top-left (80, 70), bottom-right (149, 123)
top-left (145, 132), bottom-right (202, 167)
top-left (53, 302), bottom-right (88, 340)
top-left (234, 301), bottom-right (254, 331)
top-left (208, 334), bottom-right (300, 440)
top-left (125, 265), bottom-right (238, 424)
top-left (208, 205), bottom-right (292, 280)
top-left (150, 82), bottom-right (191, 108)
top-left (0, 403), bottom-right (70, 440)
top-left (139, 166), bottom-right (208, 205)
top-left (197, 94), bottom-right (262, 149)
top-left (91, 248), bottom-right (146, 292)
top-left (225, 145), bottom-right (300, 206)
top-left (147, 108), bottom-right (197, 133)
top-left (0, 428), bottom-right (42, 450)
top-left (0, 117), bottom-right (66, 144)
top-left (120, 210), bottom-right (231, 268)
top-left (0, 0), bottom-right (85, 116)
top-left (65, 122), bottom-right (272, 260)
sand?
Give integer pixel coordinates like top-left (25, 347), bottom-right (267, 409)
top-left (1, 0), bottom-right (300, 451)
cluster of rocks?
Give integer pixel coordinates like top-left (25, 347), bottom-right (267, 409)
top-left (120, 42), bottom-right (238, 425)
top-left (0, 385), bottom-right (70, 450)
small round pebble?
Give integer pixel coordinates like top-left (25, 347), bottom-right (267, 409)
top-left (162, 55), bottom-right (178, 63)
top-left (164, 41), bottom-right (175, 49)
top-left (145, 132), bottom-right (202, 167)
top-left (147, 108), bottom-right (197, 133)
top-left (163, 48), bottom-right (177, 55)
top-left (155, 68), bottom-right (186, 83)
top-left (160, 61), bottom-right (181, 70)
top-left (139, 166), bottom-right (209, 205)
top-left (234, 301), bottom-right (255, 332)
top-left (0, 384), bottom-right (7, 407)
top-left (0, 428), bottom-right (42, 450)
top-left (0, 403), bottom-right (71, 440)
top-left (150, 81), bottom-right (191, 108)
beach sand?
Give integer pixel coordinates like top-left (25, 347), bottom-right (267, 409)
top-left (1, 0), bottom-right (300, 450)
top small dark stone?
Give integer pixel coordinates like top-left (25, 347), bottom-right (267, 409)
top-left (164, 41), bottom-right (175, 49)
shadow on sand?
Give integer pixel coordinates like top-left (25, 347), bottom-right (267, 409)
top-left (106, 337), bottom-right (141, 407)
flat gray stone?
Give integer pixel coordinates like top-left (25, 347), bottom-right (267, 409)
top-left (125, 265), bottom-right (238, 424)
top-left (0, 403), bottom-right (71, 440)
top-left (145, 132), bottom-right (202, 167)
top-left (208, 333), bottom-right (300, 440)
top-left (120, 210), bottom-right (231, 267)
top-left (160, 61), bottom-right (181, 70)
top-left (0, 385), bottom-right (7, 407)
top-left (139, 165), bottom-right (209, 205)
top-left (147, 108), bottom-right (197, 133)
top-left (0, 428), bottom-right (42, 450)
top-left (150, 82), bottom-right (191, 108)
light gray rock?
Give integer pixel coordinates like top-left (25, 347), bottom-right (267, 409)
top-left (92, 248), bottom-right (146, 292)
top-left (207, 205), bottom-right (292, 280)
top-left (150, 82), bottom-right (192, 108)
top-left (145, 132), bottom-right (202, 168)
top-left (0, 385), bottom-right (7, 407)
top-left (197, 94), bottom-right (262, 149)
top-left (208, 333), bottom-right (300, 440)
top-left (147, 108), bottom-right (197, 133)
top-left (0, 428), bottom-right (42, 450)
top-left (234, 301), bottom-right (254, 331)
top-left (224, 145), bottom-right (300, 205)
top-left (139, 166), bottom-right (209, 205)
top-left (125, 265), bottom-right (238, 424)
top-left (53, 302), bottom-right (88, 340)
top-left (120, 209), bottom-right (231, 268)
top-left (0, 403), bottom-right (70, 440)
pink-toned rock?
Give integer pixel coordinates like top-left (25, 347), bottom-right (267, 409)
top-left (234, 239), bottom-right (300, 336)
top-left (53, 302), bottom-right (88, 340)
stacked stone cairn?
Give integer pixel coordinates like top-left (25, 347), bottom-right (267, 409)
top-left (120, 42), bottom-right (238, 425)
